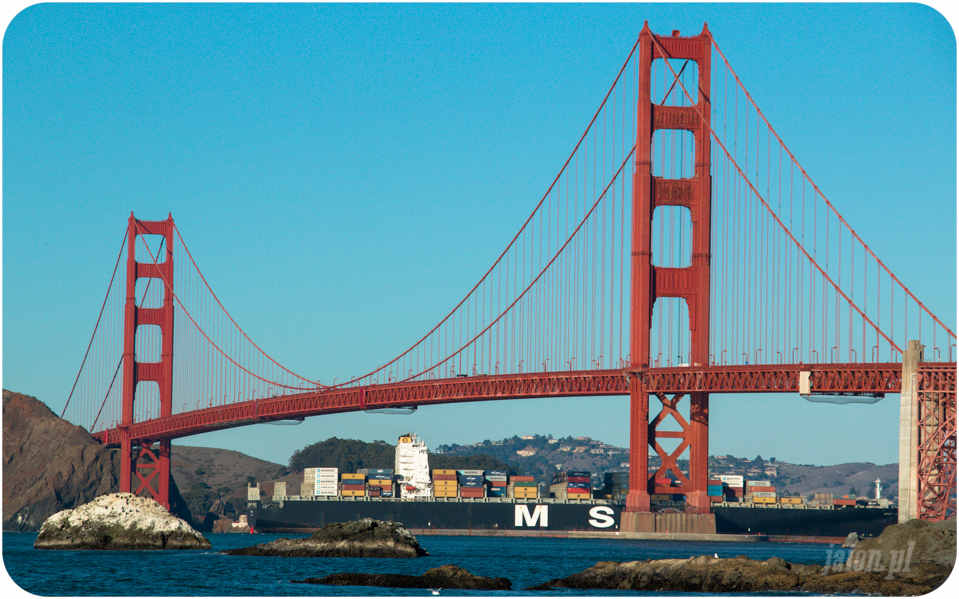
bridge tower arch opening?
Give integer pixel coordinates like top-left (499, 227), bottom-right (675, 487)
top-left (121, 213), bottom-right (175, 509)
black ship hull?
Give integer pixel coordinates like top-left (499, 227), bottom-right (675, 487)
top-left (247, 499), bottom-right (897, 538)
top-left (713, 505), bottom-right (898, 538)
top-left (249, 499), bottom-right (621, 532)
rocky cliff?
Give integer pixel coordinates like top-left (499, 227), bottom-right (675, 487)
top-left (2, 390), bottom-right (191, 531)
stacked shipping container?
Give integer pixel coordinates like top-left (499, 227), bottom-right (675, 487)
top-left (341, 472), bottom-right (366, 497)
top-left (432, 469), bottom-right (458, 498)
top-left (745, 480), bottom-right (776, 504)
top-left (304, 467), bottom-right (339, 497)
top-left (511, 475), bottom-right (538, 499)
top-left (360, 468), bottom-right (394, 499)
top-left (602, 471), bottom-right (629, 502)
top-left (550, 471), bottom-right (590, 500)
top-left (458, 470), bottom-right (485, 498)
top-left (485, 470), bottom-right (508, 498)
top-left (707, 479), bottom-right (723, 503)
top-left (720, 475), bottom-right (744, 502)
top-left (808, 493), bottom-right (857, 506)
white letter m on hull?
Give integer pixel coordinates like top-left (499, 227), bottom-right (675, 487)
top-left (515, 504), bottom-right (548, 527)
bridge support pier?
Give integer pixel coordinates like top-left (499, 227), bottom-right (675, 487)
top-left (897, 340), bottom-right (923, 522)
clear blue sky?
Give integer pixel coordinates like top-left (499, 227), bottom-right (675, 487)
top-left (3, 3), bottom-right (956, 468)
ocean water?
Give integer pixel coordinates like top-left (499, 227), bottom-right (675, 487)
top-left (3, 532), bottom-right (834, 596)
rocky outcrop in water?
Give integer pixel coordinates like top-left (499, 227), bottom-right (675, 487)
top-left (224, 518), bottom-right (428, 557)
top-left (529, 518), bottom-right (956, 596)
top-left (528, 555), bottom-right (816, 593)
top-left (843, 517), bottom-right (955, 571)
top-left (34, 492), bottom-right (211, 550)
top-left (801, 517), bottom-right (956, 595)
top-left (293, 564), bottom-right (511, 590)
top-left (2, 390), bottom-right (192, 531)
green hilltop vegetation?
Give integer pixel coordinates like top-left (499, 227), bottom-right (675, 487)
top-left (288, 437), bottom-right (517, 474)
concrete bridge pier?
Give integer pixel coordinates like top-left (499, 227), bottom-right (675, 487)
top-left (897, 340), bottom-right (923, 523)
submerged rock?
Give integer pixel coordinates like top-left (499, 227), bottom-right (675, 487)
top-left (34, 492), bottom-right (211, 550)
top-left (292, 564), bottom-right (511, 590)
top-left (223, 518), bottom-right (427, 558)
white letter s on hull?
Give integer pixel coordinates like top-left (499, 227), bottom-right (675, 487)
top-left (588, 506), bottom-right (615, 528)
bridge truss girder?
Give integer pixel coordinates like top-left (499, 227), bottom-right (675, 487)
top-left (916, 364), bottom-right (957, 521)
top-left (93, 363), bottom-right (906, 444)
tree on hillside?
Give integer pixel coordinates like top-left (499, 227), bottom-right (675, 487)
top-left (288, 437), bottom-right (517, 474)
top-left (288, 437), bottom-right (394, 472)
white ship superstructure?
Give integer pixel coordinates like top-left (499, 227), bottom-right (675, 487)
top-left (395, 433), bottom-right (433, 499)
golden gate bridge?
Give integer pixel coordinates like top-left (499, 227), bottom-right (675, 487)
top-left (60, 23), bottom-right (956, 530)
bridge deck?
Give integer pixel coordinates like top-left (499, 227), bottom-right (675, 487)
top-left (93, 362), bottom-right (917, 445)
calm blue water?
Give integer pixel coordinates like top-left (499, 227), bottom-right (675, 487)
top-left (3, 532), bottom-right (835, 596)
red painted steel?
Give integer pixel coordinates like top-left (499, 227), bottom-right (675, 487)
top-left (916, 363), bottom-right (957, 521)
top-left (70, 25), bottom-right (958, 525)
top-left (91, 363), bottom-right (905, 445)
top-left (628, 22), bottom-right (713, 514)
top-left (120, 214), bottom-right (175, 509)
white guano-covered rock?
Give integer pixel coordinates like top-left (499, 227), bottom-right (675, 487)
top-left (34, 492), bottom-right (211, 550)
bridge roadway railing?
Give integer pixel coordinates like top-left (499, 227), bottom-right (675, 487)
top-left (91, 363), bottom-right (915, 446)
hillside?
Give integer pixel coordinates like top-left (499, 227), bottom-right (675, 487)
top-left (437, 435), bottom-right (631, 485)
top-left (169, 445), bottom-right (288, 519)
top-left (438, 435), bottom-right (899, 499)
top-left (288, 437), bottom-right (514, 475)
top-left (2, 390), bottom-right (191, 531)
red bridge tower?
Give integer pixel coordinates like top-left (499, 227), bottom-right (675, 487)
top-left (120, 213), bottom-right (174, 508)
top-left (625, 23), bottom-right (714, 532)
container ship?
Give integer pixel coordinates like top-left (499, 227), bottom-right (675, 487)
top-left (243, 433), bottom-right (897, 539)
